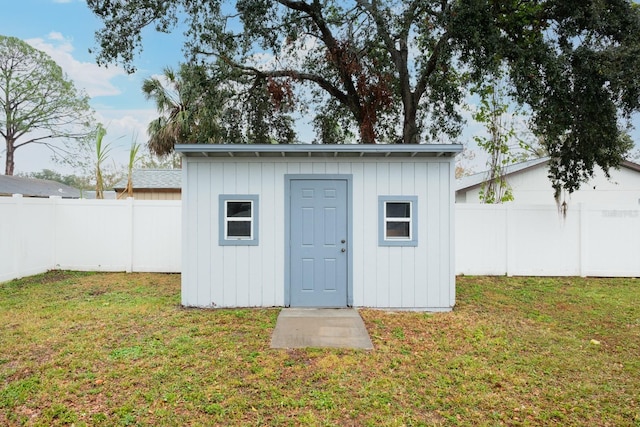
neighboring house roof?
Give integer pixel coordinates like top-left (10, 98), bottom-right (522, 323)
top-left (113, 169), bottom-right (182, 191)
top-left (80, 190), bottom-right (117, 200)
top-left (457, 157), bottom-right (640, 192)
top-left (0, 174), bottom-right (81, 198)
top-left (456, 157), bottom-right (549, 192)
top-left (623, 159), bottom-right (640, 173)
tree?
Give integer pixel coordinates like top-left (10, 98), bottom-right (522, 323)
top-left (470, 73), bottom-right (541, 203)
top-left (138, 149), bottom-right (182, 169)
top-left (117, 141), bottom-right (141, 199)
top-left (18, 169), bottom-right (90, 189)
top-left (94, 125), bottom-right (110, 199)
top-left (455, 147), bottom-right (476, 179)
top-left (88, 0), bottom-right (640, 195)
top-left (0, 35), bottom-right (95, 175)
top-left (142, 64), bottom-right (295, 154)
top-left (143, 65), bottom-right (212, 155)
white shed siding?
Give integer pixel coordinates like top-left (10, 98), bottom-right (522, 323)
top-left (182, 156), bottom-right (455, 310)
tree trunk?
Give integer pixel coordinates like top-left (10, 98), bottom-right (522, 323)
top-left (5, 139), bottom-right (15, 175)
top-left (347, 101), bottom-right (376, 144)
top-left (401, 100), bottom-right (419, 144)
top-left (359, 114), bottom-right (376, 144)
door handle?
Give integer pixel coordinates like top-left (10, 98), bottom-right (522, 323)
top-left (341, 239), bottom-right (346, 243)
top-left (341, 248), bottom-right (346, 252)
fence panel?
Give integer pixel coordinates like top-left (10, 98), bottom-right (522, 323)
top-left (455, 203), bottom-right (640, 277)
top-left (582, 206), bottom-right (640, 277)
top-left (54, 199), bottom-right (132, 271)
top-left (0, 197), bottom-right (19, 282)
top-left (455, 205), bottom-right (508, 275)
top-left (0, 196), bottom-right (55, 282)
top-left (507, 205), bottom-right (581, 276)
top-left (2, 198), bottom-right (639, 282)
top-left (19, 197), bottom-right (56, 277)
top-left (132, 200), bottom-right (181, 272)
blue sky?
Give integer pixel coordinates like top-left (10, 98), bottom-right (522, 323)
top-left (1, 0), bottom-right (638, 176)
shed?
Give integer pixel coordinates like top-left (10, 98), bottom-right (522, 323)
top-left (176, 144), bottom-right (462, 311)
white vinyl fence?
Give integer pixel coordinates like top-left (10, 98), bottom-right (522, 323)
top-left (0, 195), bottom-right (181, 283)
top-left (1, 196), bottom-right (639, 283)
top-left (456, 203), bottom-right (640, 277)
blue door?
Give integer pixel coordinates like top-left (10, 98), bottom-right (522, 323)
top-left (290, 179), bottom-right (348, 307)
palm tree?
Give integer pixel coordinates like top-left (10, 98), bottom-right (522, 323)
top-left (94, 125), bottom-right (110, 200)
top-left (142, 66), bottom-right (201, 156)
top-left (143, 64), bottom-right (298, 151)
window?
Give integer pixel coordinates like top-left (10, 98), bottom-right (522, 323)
top-left (219, 195), bottom-right (259, 246)
top-left (378, 196), bottom-right (418, 246)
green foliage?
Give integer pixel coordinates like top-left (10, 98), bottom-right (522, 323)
top-left (475, 0), bottom-right (640, 195)
top-left (18, 169), bottom-right (91, 189)
top-left (0, 35), bottom-right (95, 175)
top-left (470, 73), bottom-right (539, 203)
top-left (142, 64), bottom-right (295, 154)
top-left (312, 113), bottom-right (351, 145)
top-left (137, 150), bottom-right (182, 169)
top-left (142, 65), bottom-right (207, 155)
top-left (87, 1), bottom-right (640, 194)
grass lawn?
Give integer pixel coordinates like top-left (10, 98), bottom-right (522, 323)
top-left (0, 272), bottom-right (638, 426)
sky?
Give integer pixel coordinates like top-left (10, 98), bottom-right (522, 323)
top-left (1, 0), bottom-right (639, 177)
top-left (1, 0), bottom-right (188, 175)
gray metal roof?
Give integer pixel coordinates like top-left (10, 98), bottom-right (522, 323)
top-left (175, 143), bottom-right (464, 158)
top-left (0, 174), bottom-right (81, 198)
top-left (113, 169), bottom-right (181, 190)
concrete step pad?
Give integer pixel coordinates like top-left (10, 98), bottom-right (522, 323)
top-left (270, 308), bottom-right (374, 350)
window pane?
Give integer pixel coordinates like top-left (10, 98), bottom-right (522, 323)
top-left (386, 221), bottom-right (410, 238)
top-left (227, 201), bottom-right (252, 217)
top-left (386, 202), bottom-right (410, 218)
top-left (228, 221), bottom-right (251, 237)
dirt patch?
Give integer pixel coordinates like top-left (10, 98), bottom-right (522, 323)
top-left (10, 270), bottom-right (86, 286)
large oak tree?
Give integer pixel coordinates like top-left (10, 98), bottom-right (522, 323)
top-left (87, 0), bottom-right (640, 195)
top-left (0, 35), bottom-right (95, 176)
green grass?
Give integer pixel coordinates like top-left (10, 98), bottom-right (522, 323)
top-left (1, 272), bottom-right (639, 426)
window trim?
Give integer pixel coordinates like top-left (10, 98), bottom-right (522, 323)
top-left (378, 196), bottom-right (418, 247)
top-left (219, 194), bottom-right (259, 246)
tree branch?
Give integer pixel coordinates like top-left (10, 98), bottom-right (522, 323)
top-left (218, 55), bottom-right (351, 107)
top-left (276, 0), bottom-right (361, 106)
top-left (415, 34), bottom-right (447, 101)
top-left (13, 132), bottom-right (89, 150)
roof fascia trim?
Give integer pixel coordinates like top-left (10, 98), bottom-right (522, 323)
top-left (175, 143), bottom-right (463, 156)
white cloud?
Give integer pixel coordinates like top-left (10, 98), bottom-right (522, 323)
top-left (47, 31), bottom-right (66, 41)
top-left (26, 33), bottom-right (127, 97)
top-left (95, 108), bottom-right (156, 164)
